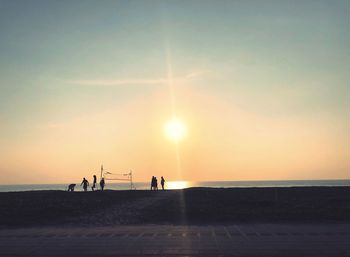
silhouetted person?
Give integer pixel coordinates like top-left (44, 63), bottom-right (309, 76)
top-left (154, 176), bottom-right (158, 190)
top-left (161, 176), bottom-right (165, 190)
top-left (68, 184), bottom-right (76, 192)
top-left (81, 177), bottom-right (89, 192)
top-left (100, 178), bottom-right (105, 191)
top-left (92, 175), bottom-right (97, 191)
top-left (150, 176), bottom-right (155, 190)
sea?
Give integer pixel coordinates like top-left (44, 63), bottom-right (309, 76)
top-left (0, 180), bottom-right (350, 192)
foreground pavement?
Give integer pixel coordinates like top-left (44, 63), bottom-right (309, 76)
top-left (1, 224), bottom-right (350, 257)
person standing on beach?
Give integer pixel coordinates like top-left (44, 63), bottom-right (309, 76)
top-left (154, 176), bottom-right (158, 190)
top-left (150, 176), bottom-right (155, 190)
top-left (81, 177), bottom-right (89, 192)
top-left (91, 175), bottom-right (97, 191)
top-left (100, 177), bottom-right (105, 191)
top-left (161, 176), bottom-right (165, 190)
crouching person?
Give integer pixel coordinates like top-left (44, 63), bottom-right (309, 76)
top-left (68, 184), bottom-right (76, 192)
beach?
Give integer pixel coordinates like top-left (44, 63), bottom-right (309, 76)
top-left (2, 186), bottom-right (350, 228)
top-left (2, 187), bottom-right (350, 256)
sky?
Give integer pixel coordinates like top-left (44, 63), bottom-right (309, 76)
top-left (0, 0), bottom-right (349, 184)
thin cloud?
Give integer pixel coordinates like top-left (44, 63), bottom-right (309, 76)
top-left (65, 78), bottom-right (169, 86)
top-left (62, 70), bottom-right (215, 87)
top-left (185, 70), bottom-right (215, 80)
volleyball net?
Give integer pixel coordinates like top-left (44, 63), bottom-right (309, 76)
top-left (100, 165), bottom-right (136, 190)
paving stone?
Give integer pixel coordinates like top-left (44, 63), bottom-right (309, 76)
top-left (2, 224), bottom-right (350, 257)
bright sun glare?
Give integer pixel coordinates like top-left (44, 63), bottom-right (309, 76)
top-left (164, 118), bottom-right (187, 142)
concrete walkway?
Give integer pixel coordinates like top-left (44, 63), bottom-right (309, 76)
top-left (1, 224), bottom-right (350, 256)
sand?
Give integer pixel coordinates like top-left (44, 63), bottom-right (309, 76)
top-left (1, 187), bottom-right (350, 228)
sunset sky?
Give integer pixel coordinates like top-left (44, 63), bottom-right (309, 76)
top-left (0, 0), bottom-right (349, 184)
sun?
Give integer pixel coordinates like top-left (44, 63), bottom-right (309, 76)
top-left (164, 118), bottom-right (187, 142)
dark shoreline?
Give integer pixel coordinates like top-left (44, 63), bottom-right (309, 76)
top-left (1, 186), bottom-right (350, 228)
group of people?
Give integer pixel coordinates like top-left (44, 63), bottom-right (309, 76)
top-left (151, 176), bottom-right (165, 190)
top-left (69, 175), bottom-right (166, 192)
top-left (68, 175), bottom-right (105, 192)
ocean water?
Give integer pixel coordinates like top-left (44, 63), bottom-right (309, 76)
top-left (0, 179), bottom-right (350, 192)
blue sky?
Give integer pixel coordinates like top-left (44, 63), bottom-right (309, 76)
top-left (0, 0), bottom-right (349, 183)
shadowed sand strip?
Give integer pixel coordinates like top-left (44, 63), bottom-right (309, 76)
top-left (66, 190), bottom-right (178, 226)
top-left (2, 187), bottom-right (350, 228)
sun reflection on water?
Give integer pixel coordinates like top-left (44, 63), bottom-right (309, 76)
top-left (166, 181), bottom-right (190, 189)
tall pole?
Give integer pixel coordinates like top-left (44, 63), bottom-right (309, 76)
top-left (100, 164), bottom-right (103, 181)
top-left (130, 170), bottom-right (133, 190)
